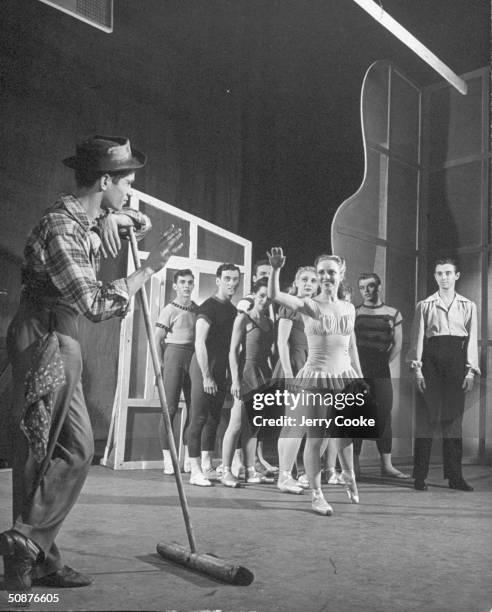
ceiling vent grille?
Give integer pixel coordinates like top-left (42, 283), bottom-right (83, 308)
top-left (38, 0), bottom-right (113, 33)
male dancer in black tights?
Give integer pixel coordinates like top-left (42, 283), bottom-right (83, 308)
top-left (187, 263), bottom-right (240, 486)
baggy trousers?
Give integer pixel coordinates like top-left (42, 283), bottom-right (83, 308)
top-left (6, 302), bottom-right (94, 578)
top-left (413, 336), bottom-right (466, 482)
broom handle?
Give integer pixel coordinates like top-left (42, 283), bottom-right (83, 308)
top-left (101, 390), bottom-right (117, 465)
top-left (129, 227), bottom-right (197, 553)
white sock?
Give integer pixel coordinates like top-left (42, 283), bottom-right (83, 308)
top-left (201, 450), bottom-right (213, 471)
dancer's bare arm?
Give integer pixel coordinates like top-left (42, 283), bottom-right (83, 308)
top-left (277, 318), bottom-right (294, 378)
top-left (229, 314), bottom-right (248, 399)
top-left (267, 247), bottom-right (310, 313)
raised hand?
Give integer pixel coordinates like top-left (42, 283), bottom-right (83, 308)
top-left (146, 225), bottom-right (183, 272)
top-left (267, 247), bottom-right (286, 270)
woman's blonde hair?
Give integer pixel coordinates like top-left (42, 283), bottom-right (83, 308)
top-left (314, 254), bottom-right (346, 278)
top-left (292, 266), bottom-right (317, 296)
top-left (294, 265), bottom-right (316, 282)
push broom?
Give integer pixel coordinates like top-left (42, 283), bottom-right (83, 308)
top-left (128, 227), bottom-right (254, 586)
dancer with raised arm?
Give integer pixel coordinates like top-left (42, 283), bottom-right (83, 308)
top-left (267, 248), bottom-right (364, 515)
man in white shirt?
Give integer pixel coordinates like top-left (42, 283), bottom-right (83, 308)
top-left (407, 258), bottom-right (479, 491)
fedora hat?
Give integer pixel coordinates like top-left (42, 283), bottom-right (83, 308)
top-left (63, 135), bottom-right (146, 173)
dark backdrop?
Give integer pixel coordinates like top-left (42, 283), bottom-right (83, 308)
top-left (236, 0), bottom-right (489, 280)
top-left (0, 0), bottom-right (489, 289)
top-left (0, 0), bottom-right (489, 452)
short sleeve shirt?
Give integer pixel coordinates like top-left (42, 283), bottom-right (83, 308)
top-left (156, 302), bottom-right (198, 345)
top-left (355, 303), bottom-right (402, 353)
top-left (197, 296), bottom-right (237, 357)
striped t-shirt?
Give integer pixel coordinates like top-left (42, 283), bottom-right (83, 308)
top-left (354, 303), bottom-right (402, 353)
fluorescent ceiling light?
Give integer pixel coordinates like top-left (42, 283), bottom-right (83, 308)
top-left (38, 0), bottom-right (113, 34)
top-left (352, 0), bottom-right (467, 95)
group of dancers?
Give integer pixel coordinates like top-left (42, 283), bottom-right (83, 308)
top-left (156, 249), bottom-right (423, 516)
top-left (2, 134), bottom-right (478, 594)
top-left (8, 133), bottom-right (378, 590)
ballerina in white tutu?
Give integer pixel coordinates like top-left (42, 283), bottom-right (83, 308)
top-left (267, 247), bottom-right (364, 515)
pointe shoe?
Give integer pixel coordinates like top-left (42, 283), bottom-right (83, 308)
top-left (257, 459), bottom-right (279, 475)
top-left (189, 472), bottom-right (213, 487)
top-left (311, 491), bottom-right (333, 516)
top-left (232, 463), bottom-right (246, 478)
top-left (203, 467), bottom-right (220, 481)
top-left (381, 467), bottom-right (410, 479)
top-left (342, 471), bottom-right (359, 504)
top-left (221, 470), bottom-right (241, 488)
top-left (277, 473), bottom-right (304, 495)
top-left (326, 469), bottom-right (343, 485)
top-left (218, 463), bottom-right (242, 477)
top-left (254, 461), bottom-right (277, 477)
top-left (297, 473), bottom-right (310, 489)
top-left (245, 468), bottom-right (274, 484)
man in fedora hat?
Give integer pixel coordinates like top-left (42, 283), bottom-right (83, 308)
top-left (0, 136), bottom-right (183, 591)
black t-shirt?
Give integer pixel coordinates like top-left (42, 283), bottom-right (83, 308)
top-left (197, 296), bottom-right (237, 361)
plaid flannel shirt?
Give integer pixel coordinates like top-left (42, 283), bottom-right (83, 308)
top-left (21, 194), bottom-right (151, 322)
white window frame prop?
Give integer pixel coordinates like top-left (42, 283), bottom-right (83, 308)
top-left (101, 189), bottom-right (251, 470)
